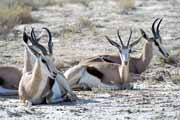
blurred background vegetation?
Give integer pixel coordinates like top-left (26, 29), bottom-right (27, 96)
top-left (0, 0), bottom-right (135, 35)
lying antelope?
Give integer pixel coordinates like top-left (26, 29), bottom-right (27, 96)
top-left (64, 30), bottom-right (141, 90)
top-left (0, 27), bottom-right (52, 96)
top-left (0, 66), bottom-right (22, 95)
top-left (19, 28), bottom-right (77, 105)
top-left (80, 18), bottom-right (169, 74)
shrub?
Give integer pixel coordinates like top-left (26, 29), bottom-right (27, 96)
top-left (0, 2), bottom-right (33, 34)
top-left (117, 0), bottom-right (135, 10)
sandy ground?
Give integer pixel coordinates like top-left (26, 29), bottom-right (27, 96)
top-left (0, 0), bottom-right (180, 119)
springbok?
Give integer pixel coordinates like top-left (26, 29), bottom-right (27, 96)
top-left (0, 66), bottom-right (22, 95)
top-left (64, 30), bottom-right (141, 90)
top-left (80, 18), bottom-right (169, 74)
top-left (0, 27), bottom-right (52, 96)
top-left (19, 28), bottom-right (77, 105)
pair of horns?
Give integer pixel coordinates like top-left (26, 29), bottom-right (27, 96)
top-left (117, 29), bottom-right (132, 47)
top-left (23, 27), bottom-right (53, 55)
top-left (105, 29), bottom-right (133, 48)
top-left (152, 18), bottom-right (163, 41)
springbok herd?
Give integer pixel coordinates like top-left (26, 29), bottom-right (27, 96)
top-left (0, 18), bottom-right (171, 105)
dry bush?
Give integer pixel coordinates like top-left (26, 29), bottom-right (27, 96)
top-left (78, 17), bottom-right (95, 30)
top-left (0, 2), bottom-right (33, 35)
top-left (53, 0), bottom-right (91, 7)
top-left (61, 16), bottom-right (96, 38)
top-left (116, 0), bottom-right (135, 10)
top-left (18, 0), bottom-right (55, 10)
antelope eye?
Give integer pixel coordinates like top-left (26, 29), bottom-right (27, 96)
top-left (41, 59), bottom-right (46, 63)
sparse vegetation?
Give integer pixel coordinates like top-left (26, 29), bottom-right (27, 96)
top-left (0, 1), bottom-right (33, 35)
top-left (170, 67), bottom-right (180, 84)
top-left (117, 0), bottom-right (135, 10)
top-left (78, 17), bottom-right (95, 31)
top-left (53, 0), bottom-right (91, 7)
top-left (18, 0), bottom-right (55, 10)
top-left (61, 16), bottom-right (96, 38)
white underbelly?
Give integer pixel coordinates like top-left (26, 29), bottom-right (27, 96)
top-left (79, 71), bottom-right (120, 90)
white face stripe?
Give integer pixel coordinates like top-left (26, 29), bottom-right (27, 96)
top-left (120, 48), bottom-right (130, 63)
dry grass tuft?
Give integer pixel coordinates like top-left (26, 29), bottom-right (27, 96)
top-left (53, 0), bottom-right (91, 7)
top-left (78, 17), bottom-right (95, 31)
top-left (117, 0), bottom-right (135, 10)
top-left (19, 0), bottom-right (55, 10)
top-left (61, 16), bottom-right (96, 38)
top-left (0, 2), bottom-right (33, 35)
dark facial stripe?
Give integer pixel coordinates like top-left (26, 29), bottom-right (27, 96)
top-left (43, 62), bottom-right (51, 73)
top-left (158, 46), bottom-right (166, 57)
top-left (48, 76), bottom-right (55, 90)
top-left (154, 40), bottom-right (168, 57)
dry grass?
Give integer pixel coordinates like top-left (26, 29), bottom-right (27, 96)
top-left (170, 67), bottom-right (180, 84)
top-left (18, 0), bottom-right (55, 10)
top-left (53, 0), bottom-right (91, 7)
top-left (61, 16), bottom-right (96, 38)
top-left (78, 17), bottom-right (95, 30)
top-left (0, 1), bottom-right (33, 35)
top-left (117, 0), bottom-right (135, 10)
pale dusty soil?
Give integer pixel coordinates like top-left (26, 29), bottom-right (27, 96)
top-left (0, 0), bottom-right (180, 119)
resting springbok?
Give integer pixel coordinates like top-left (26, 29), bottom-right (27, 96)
top-left (0, 66), bottom-right (22, 95)
top-left (19, 28), bottom-right (77, 105)
top-left (0, 27), bottom-right (52, 96)
top-left (64, 30), bottom-right (141, 90)
top-left (80, 18), bottom-right (169, 74)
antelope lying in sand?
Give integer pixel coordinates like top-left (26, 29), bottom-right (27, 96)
top-left (80, 18), bottom-right (169, 74)
top-left (0, 27), bottom-right (52, 96)
top-left (0, 66), bottom-right (22, 95)
top-left (19, 28), bottom-right (77, 104)
top-left (64, 30), bottom-right (141, 90)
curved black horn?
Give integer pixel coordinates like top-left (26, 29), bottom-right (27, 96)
top-left (105, 36), bottom-right (121, 48)
top-left (152, 18), bottom-right (159, 38)
top-left (31, 27), bottom-right (41, 42)
top-left (23, 27), bottom-right (30, 44)
top-left (156, 18), bottom-right (163, 38)
top-left (127, 29), bottom-right (132, 46)
top-left (42, 27), bottom-right (53, 54)
top-left (117, 29), bottom-right (124, 47)
top-left (30, 28), bottom-right (38, 45)
top-left (30, 28), bottom-right (48, 55)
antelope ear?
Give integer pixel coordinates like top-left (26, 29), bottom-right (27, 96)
top-left (140, 29), bottom-right (155, 42)
top-left (105, 36), bottom-right (120, 48)
top-left (23, 28), bottom-right (30, 44)
top-left (130, 36), bottom-right (142, 48)
top-left (140, 29), bottom-right (150, 41)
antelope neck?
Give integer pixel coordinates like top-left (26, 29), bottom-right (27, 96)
top-left (23, 47), bottom-right (33, 73)
top-left (141, 40), bottom-right (153, 66)
top-left (119, 62), bottom-right (129, 83)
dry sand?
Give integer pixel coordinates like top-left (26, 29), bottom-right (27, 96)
top-left (0, 0), bottom-right (180, 119)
